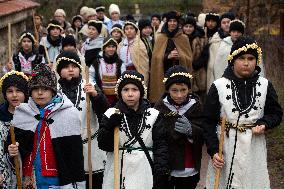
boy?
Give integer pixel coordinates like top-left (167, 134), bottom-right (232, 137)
top-left (8, 64), bottom-right (85, 188)
top-left (203, 36), bottom-right (283, 189)
top-left (0, 71), bottom-right (29, 188)
top-left (56, 51), bottom-right (109, 188)
top-left (98, 70), bottom-right (160, 189)
top-left (110, 24), bottom-right (123, 44)
top-left (153, 65), bottom-right (203, 189)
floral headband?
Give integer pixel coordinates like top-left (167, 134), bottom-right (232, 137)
top-left (163, 72), bottom-right (193, 83)
top-left (47, 23), bottom-right (63, 31)
top-left (115, 74), bottom-right (147, 99)
top-left (228, 43), bottom-right (262, 65)
top-left (56, 57), bottom-right (83, 70)
top-left (0, 71), bottom-right (29, 88)
top-left (229, 19), bottom-right (246, 27)
top-left (18, 32), bottom-right (36, 43)
top-left (102, 38), bottom-right (118, 50)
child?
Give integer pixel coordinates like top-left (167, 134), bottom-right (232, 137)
top-left (89, 37), bottom-right (126, 106)
top-left (138, 19), bottom-right (154, 62)
top-left (153, 65), bottom-right (203, 189)
top-left (0, 71), bottom-right (29, 188)
top-left (203, 36), bottom-right (283, 189)
top-left (8, 64), bottom-right (85, 188)
top-left (81, 20), bottom-right (104, 67)
top-left (39, 19), bottom-right (63, 67)
top-left (110, 24), bottom-right (123, 44)
top-left (98, 70), bottom-right (160, 189)
top-left (56, 51), bottom-right (109, 188)
top-left (4, 32), bottom-right (45, 75)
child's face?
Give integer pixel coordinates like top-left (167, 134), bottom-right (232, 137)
top-left (31, 87), bottom-right (53, 108)
top-left (151, 17), bottom-right (160, 28)
top-left (233, 54), bottom-right (256, 78)
top-left (230, 30), bottom-right (242, 42)
top-left (60, 63), bottom-right (80, 80)
top-left (206, 19), bottom-right (217, 30)
top-left (167, 19), bottom-right (178, 32)
top-left (34, 16), bottom-right (42, 26)
top-left (88, 26), bottom-right (99, 39)
top-left (124, 25), bottom-right (136, 40)
top-left (168, 83), bottom-right (189, 105)
top-left (111, 30), bottom-right (122, 41)
top-left (6, 86), bottom-right (25, 108)
top-left (50, 28), bottom-right (61, 38)
top-left (121, 83), bottom-right (140, 111)
top-left (141, 26), bottom-right (153, 37)
top-left (105, 45), bottom-right (116, 57)
top-left (183, 24), bottom-right (195, 35)
top-left (21, 38), bottom-right (33, 52)
top-left (74, 19), bottom-right (82, 28)
top-left (111, 12), bottom-right (119, 21)
top-left (221, 18), bottom-right (231, 33)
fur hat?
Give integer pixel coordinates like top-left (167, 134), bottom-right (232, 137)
top-left (72, 15), bottom-right (83, 23)
top-left (80, 6), bottom-right (89, 16)
top-left (138, 19), bottom-right (152, 31)
top-left (228, 36), bottom-right (262, 65)
top-left (220, 12), bottom-right (235, 22)
top-left (115, 70), bottom-right (147, 99)
top-left (102, 37), bottom-right (118, 50)
top-left (110, 24), bottom-right (123, 34)
top-left (109, 4), bottom-right (120, 15)
top-left (182, 16), bottom-right (196, 27)
top-left (88, 20), bottom-right (103, 33)
top-left (96, 5), bottom-right (105, 12)
top-left (29, 64), bottom-right (57, 94)
top-left (18, 31), bottom-right (36, 45)
top-left (205, 12), bottom-right (219, 23)
top-left (86, 8), bottom-right (97, 18)
top-left (163, 65), bottom-right (192, 90)
top-left (62, 35), bottom-right (76, 49)
top-left (166, 11), bottom-right (181, 21)
top-left (151, 14), bottom-right (161, 22)
top-left (229, 19), bottom-right (245, 34)
top-left (47, 19), bottom-right (63, 33)
top-left (123, 20), bottom-right (139, 32)
top-left (197, 13), bottom-right (206, 27)
top-left (0, 71), bottom-right (29, 100)
top-left (54, 9), bottom-right (66, 17)
top-left (56, 51), bottom-right (82, 74)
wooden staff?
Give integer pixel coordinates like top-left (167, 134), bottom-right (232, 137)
top-left (32, 10), bottom-right (39, 47)
top-left (75, 27), bottom-right (78, 42)
top-left (214, 117), bottom-right (226, 189)
top-left (114, 109), bottom-right (120, 189)
top-left (85, 66), bottom-right (93, 189)
top-left (8, 23), bottom-right (12, 61)
top-left (43, 40), bottom-right (52, 68)
top-left (10, 126), bottom-right (22, 189)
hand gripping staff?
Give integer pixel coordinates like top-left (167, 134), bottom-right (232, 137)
top-left (114, 109), bottom-right (120, 189)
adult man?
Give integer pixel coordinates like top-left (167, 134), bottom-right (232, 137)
top-left (54, 9), bottom-right (72, 35)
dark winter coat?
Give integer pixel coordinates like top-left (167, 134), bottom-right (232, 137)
top-left (202, 66), bottom-right (283, 157)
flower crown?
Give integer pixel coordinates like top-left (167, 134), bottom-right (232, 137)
top-left (163, 72), bottom-right (193, 83)
top-left (228, 43), bottom-right (262, 64)
top-left (115, 74), bottom-right (147, 99)
top-left (102, 38), bottom-right (118, 50)
top-left (47, 23), bottom-right (63, 31)
top-left (123, 21), bottom-right (139, 31)
top-left (18, 32), bottom-right (36, 43)
top-left (0, 71), bottom-right (29, 88)
top-left (56, 57), bottom-right (83, 70)
top-left (110, 26), bottom-right (123, 34)
top-left (206, 12), bottom-right (220, 17)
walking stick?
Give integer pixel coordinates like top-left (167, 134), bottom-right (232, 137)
top-left (114, 109), bottom-right (120, 189)
top-left (85, 66), bottom-right (93, 189)
top-left (43, 40), bottom-right (52, 69)
top-left (214, 117), bottom-right (226, 189)
top-left (32, 10), bottom-right (39, 47)
top-left (8, 23), bottom-right (12, 62)
top-left (10, 126), bottom-right (22, 189)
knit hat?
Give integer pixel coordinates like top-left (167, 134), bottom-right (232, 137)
top-left (0, 71), bottom-right (29, 100)
top-left (29, 64), bottom-right (57, 94)
top-left (115, 70), bottom-right (147, 99)
top-left (151, 14), bottom-right (161, 22)
top-left (18, 31), bottom-right (36, 45)
top-left (166, 11), bottom-right (181, 21)
top-left (96, 5), bottom-right (105, 12)
top-left (228, 36), bottom-right (262, 65)
top-left (125, 14), bottom-right (135, 22)
top-left (86, 8), bottom-right (97, 18)
top-left (47, 19), bottom-right (63, 33)
top-left (54, 9), bottom-right (66, 17)
top-left (110, 24), bottom-right (123, 34)
top-left (229, 19), bottom-right (245, 34)
top-left (80, 6), bottom-right (89, 16)
top-left (102, 37), bottom-right (118, 50)
top-left (138, 19), bottom-right (152, 31)
top-left (56, 51), bottom-right (82, 74)
top-left (62, 35), bottom-right (76, 49)
top-left (220, 12), bottom-right (235, 22)
top-left (205, 12), bottom-right (219, 23)
top-left (72, 15), bottom-right (83, 24)
top-left (123, 20), bottom-right (139, 32)
top-left (109, 4), bottom-right (120, 15)
top-left (88, 20), bottom-right (103, 33)
top-left (163, 65), bottom-right (193, 90)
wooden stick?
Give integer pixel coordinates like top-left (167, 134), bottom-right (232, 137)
top-left (43, 40), bottom-right (52, 68)
top-left (8, 23), bottom-right (12, 61)
top-left (214, 117), bottom-right (226, 189)
top-left (10, 126), bottom-right (22, 189)
top-left (114, 120), bottom-right (120, 189)
top-left (85, 66), bottom-right (93, 189)
top-left (32, 10), bottom-right (39, 47)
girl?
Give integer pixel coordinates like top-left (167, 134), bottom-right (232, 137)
top-left (98, 70), bottom-right (161, 189)
top-left (0, 71), bottom-right (29, 188)
top-left (110, 24), bottom-right (123, 44)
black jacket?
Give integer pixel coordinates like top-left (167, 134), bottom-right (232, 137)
top-left (202, 66), bottom-right (283, 157)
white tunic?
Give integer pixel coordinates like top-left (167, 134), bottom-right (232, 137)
top-left (102, 107), bottom-right (159, 189)
top-left (206, 77), bottom-right (270, 189)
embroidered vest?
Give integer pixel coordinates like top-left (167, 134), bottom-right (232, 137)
top-left (99, 58), bottom-right (117, 96)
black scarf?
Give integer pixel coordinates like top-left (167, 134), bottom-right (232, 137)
top-left (58, 75), bottom-right (82, 105)
top-left (20, 49), bottom-right (34, 60)
top-left (206, 27), bottom-right (218, 38)
top-left (103, 52), bottom-right (119, 64)
top-left (47, 34), bottom-right (62, 47)
top-left (161, 24), bottom-right (179, 38)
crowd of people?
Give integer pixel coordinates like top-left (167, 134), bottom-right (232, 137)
top-left (0, 3), bottom-right (283, 189)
